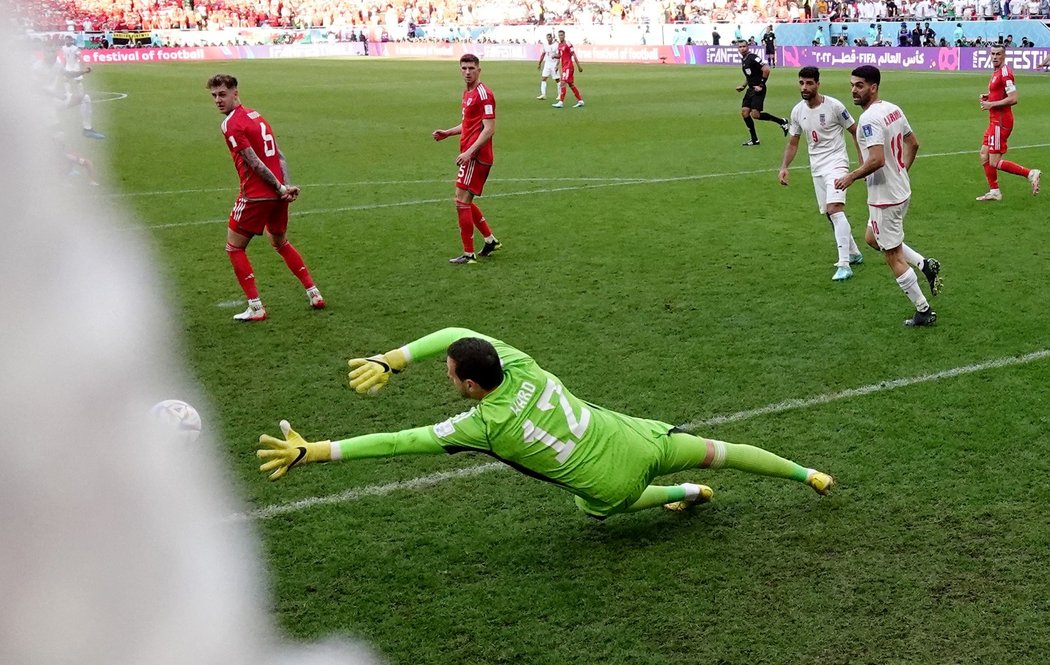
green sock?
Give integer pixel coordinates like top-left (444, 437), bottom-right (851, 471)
top-left (623, 485), bottom-right (686, 512)
top-left (716, 441), bottom-right (809, 483)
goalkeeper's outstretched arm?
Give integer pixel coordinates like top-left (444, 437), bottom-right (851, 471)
top-left (257, 421), bottom-right (445, 480)
top-left (347, 327), bottom-right (493, 394)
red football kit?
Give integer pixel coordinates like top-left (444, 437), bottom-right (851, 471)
top-left (984, 65), bottom-right (1016, 154)
top-left (558, 42), bottom-right (576, 83)
top-left (456, 82), bottom-right (496, 195)
top-left (221, 105), bottom-right (288, 235)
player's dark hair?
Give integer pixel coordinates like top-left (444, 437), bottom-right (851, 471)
top-left (991, 44), bottom-right (1005, 53)
top-left (206, 73), bottom-right (238, 89)
top-left (798, 66), bottom-right (820, 81)
top-left (447, 338), bottom-right (504, 390)
top-left (460, 53), bottom-right (479, 65)
top-left (851, 65), bottom-right (881, 86)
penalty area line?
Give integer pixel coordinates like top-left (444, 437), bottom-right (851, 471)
top-left (231, 347), bottom-right (1050, 521)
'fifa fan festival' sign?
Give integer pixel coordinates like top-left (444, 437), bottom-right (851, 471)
top-left (75, 41), bottom-right (1050, 72)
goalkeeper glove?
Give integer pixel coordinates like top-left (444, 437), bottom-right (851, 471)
top-left (257, 419), bottom-right (331, 481)
top-left (347, 348), bottom-right (407, 395)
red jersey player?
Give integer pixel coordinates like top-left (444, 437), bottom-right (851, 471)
top-left (207, 73), bottom-right (324, 321)
top-left (552, 29), bottom-right (584, 109)
top-left (432, 54), bottom-right (502, 264)
top-left (976, 45), bottom-right (1040, 201)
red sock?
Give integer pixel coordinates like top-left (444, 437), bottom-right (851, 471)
top-left (226, 243), bottom-right (258, 299)
top-left (470, 203), bottom-right (492, 237)
top-left (998, 160), bottom-right (1031, 177)
top-left (274, 241), bottom-right (315, 288)
top-left (456, 202), bottom-right (475, 253)
top-left (569, 84), bottom-right (582, 100)
top-left (983, 162), bottom-right (999, 189)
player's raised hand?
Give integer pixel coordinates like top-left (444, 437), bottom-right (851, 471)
top-left (257, 419), bottom-right (332, 481)
top-left (347, 349), bottom-right (407, 395)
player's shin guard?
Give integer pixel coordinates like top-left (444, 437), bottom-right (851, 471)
top-left (540, 80), bottom-right (547, 97)
top-left (274, 240), bottom-right (315, 289)
top-left (558, 83), bottom-right (566, 102)
top-left (983, 162), bottom-right (1000, 188)
top-left (455, 202), bottom-right (476, 254)
top-left (226, 243), bottom-right (259, 299)
top-left (470, 203), bottom-right (492, 237)
top-left (896, 268), bottom-right (930, 309)
top-left (829, 212), bottom-right (853, 265)
top-left (705, 439), bottom-right (810, 483)
top-left (998, 160), bottom-right (1031, 177)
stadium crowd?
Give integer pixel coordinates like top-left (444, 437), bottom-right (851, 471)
top-left (15, 0), bottom-right (1050, 33)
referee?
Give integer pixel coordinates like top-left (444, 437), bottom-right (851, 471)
top-left (735, 40), bottom-right (788, 146)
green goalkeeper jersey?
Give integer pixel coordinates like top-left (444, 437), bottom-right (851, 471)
top-left (411, 329), bottom-right (675, 511)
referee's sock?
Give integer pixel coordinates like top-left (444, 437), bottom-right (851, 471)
top-left (743, 116), bottom-right (758, 141)
top-left (758, 112), bottom-right (786, 125)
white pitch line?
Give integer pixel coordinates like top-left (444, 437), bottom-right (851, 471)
top-left (92, 91), bottom-right (128, 103)
top-left (237, 462), bottom-right (506, 521)
top-left (233, 348), bottom-right (1050, 521)
top-left (681, 348), bottom-right (1050, 430)
top-left (137, 143), bottom-right (1050, 231)
top-left (114, 142), bottom-right (1050, 201)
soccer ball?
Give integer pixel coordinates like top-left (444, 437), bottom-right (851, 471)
top-left (150, 399), bottom-right (202, 443)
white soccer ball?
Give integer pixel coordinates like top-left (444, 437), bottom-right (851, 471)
top-left (150, 399), bottom-right (203, 443)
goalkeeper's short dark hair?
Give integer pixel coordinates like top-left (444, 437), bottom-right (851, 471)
top-left (447, 338), bottom-right (504, 390)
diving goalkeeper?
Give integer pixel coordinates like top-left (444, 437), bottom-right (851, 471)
top-left (257, 328), bottom-right (835, 518)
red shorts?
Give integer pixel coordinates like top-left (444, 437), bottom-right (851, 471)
top-left (561, 67), bottom-right (575, 84)
top-left (983, 123), bottom-right (1012, 155)
top-left (456, 160), bottom-right (492, 196)
top-left (228, 197), bottom-right (289, 236)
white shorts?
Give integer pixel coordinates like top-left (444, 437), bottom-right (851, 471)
top-left (868, 199), bottom-right (909, 250)
top-left (813, 168), bottom-right (848, 214)
top-left (541, 62), bottom-right (558, 79)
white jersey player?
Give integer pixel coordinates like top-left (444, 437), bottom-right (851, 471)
top-left (537, 33), bottom-right (560, 99)
top-left (57, 36), bottom-right (104, 139)
top-left (834, 65), bottom-right (942, 327)
top-left (778, 66), bottom-right (864, 282)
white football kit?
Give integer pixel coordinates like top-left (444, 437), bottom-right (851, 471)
top-left (789, 94), bottom-right (855, 214)
top-left (541, 42), bottom-right (560, 78)
top-left (858, 100), bottom-right (913, 249)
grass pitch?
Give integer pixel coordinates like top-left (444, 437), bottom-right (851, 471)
top-left (85, 58), bottom-right (1050, 663)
